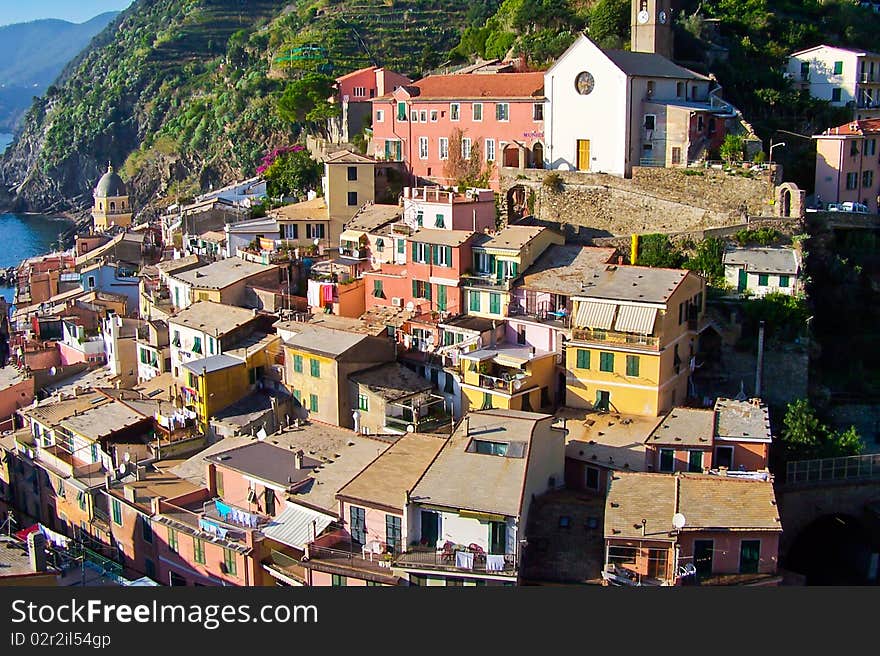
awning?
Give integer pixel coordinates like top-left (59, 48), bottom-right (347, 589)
top-left (614, 305), bottom-right (658, 335)
top-left (574, 301), bottom-right (617, 330)
top-left (261, 504), bottom-right (334, 550)
top-left (339, 229), bottom-right (365, 243)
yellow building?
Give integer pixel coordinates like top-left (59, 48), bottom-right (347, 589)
top-left (179, 354), bottom-right (249, 429)
top-left (177, 334), bottom-right (281, 429)
top-left (322, 150), bottom-right (377, 225)
top-left (92, 163), bottom-right (133, 231)
top-left (459, 344), bottom-right (558, 413)
top-left (463, 226), bottom-right (564, 319)
top-left (565, 265), bottom-right (706, 416)
top-left (282, 324), bottom-right (396, 428)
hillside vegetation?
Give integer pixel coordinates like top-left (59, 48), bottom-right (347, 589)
top-left (0, 0), bottom-right (475, 214)
top-left (5, 0), bottom-right (880, 213)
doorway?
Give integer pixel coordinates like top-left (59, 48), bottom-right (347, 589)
top-left (693, 539), bottom-right (714, 579)
top-left (577, 139), bottom-right (591, 171)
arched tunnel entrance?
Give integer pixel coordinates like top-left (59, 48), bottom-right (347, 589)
top-left (785, 513), bottom-right (879, 585)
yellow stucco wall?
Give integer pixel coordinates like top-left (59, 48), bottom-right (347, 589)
top-left (460, 353), bottom-right (556, 413)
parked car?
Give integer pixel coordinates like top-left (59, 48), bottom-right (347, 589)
top-left (826, 201), bottom-right (869, 213)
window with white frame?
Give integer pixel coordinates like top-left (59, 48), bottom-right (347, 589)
top-left (353, 86), bottom-right (366, 97)
top-left (413, 242), bottom-right (430, 263)
top-left (533, 103), bottom-right (544, 121)
top-left (450, 103), bottom-right (460, 121)
top-left (473, 103), bottom-right (483, 121)
top-left (419, 110), bottom-right (428, 122)
top-left (410, 109), bottom-right (418, 122)
top-left (376, 109), bottom-right (384, 122)
top-left (430, 109), bottom-right (438, 122)
top-left (486, 138), bottom-right (496, 162)
top-left (496, 103), bottom-right (510, 121)
top-left (462, 137), bottom-right (472, 159)
top-left (439, 137), bottom-right (449, 160)
top-left (419, 136), bottom-right (429, 160)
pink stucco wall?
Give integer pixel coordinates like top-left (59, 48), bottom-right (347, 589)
top-left (677, 531), bottom-right (779, 575)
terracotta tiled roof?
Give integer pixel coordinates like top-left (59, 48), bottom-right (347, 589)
top-left (605, 472), bottom-right (781, 540)
top-left (819, 118), bottom-right (880, 136)
top-left (392, 72), bottom-right (545, 100)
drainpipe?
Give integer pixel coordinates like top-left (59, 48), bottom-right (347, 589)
top-left (755, 320), bottom-right (765, 398)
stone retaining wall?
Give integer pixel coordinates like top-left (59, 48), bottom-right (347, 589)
top-left (501, 165), bottom-right (777, 236)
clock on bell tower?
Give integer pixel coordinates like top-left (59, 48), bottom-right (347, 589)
top-left (631, 0), bottom-right (674, 59)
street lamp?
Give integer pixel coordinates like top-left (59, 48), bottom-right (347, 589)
top-left (769, 140), bottom-right (786, 163)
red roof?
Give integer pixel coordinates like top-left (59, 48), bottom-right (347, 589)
top-left (391, 72), bottom-right (545, 100)
top-left (335, 66), bottom-right (378, 83)
top-left (820, 118), bottom-right (880, 136)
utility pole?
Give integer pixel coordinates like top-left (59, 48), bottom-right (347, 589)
top-left (755, 321), bottom-right (765, 398)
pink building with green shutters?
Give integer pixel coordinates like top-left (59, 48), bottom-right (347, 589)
top-left (371, 72), bottom-right (547, 188)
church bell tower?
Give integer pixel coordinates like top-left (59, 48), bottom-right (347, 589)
top-left (631, 0), bottom-right (674, 59)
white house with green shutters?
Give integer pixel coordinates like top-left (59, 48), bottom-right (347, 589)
top-left (722, 246), bottom-right (802, 298)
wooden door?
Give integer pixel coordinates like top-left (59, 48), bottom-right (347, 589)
top-left (577, 139), bottom-right (591, 171)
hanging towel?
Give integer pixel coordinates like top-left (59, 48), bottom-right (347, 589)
top-left (307, 279), bottom-right (320, 307)
top-left (455, 551), bottom-right (474, 570)
top-left (486, 554), bottom-right (505, 572)
top-left (322, 284), bottom-right (334, 303)
top-left (215, 501), bottom-right (232, 518)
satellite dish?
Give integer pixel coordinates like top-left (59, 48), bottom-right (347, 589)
top-left (257, 428), bottom-right (268, 441)
top-left (672, 513), bottom-right (687, 530)
top-left (49, 367), bottom-right (57, 377)
top-left (405, 301), bottom-right (415, 312)
top-left (513, 380), bottom-right (523, 391)
top-left (406, 424), bottom-right (415, 433)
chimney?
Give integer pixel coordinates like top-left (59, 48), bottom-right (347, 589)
top-left (124, 485), bottom-right (137, 503)
top-left (151, 496), bottom-right (162, 515)
top-left (295, 449), bottom-right (304, 470)
top-left (27, 531), bottom-right (48, 573)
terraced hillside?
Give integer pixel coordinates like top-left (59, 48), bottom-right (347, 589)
top-left (0, 0), bottom-right (477, 215)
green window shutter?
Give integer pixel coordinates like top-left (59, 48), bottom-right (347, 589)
top-left (626, 355), bottom-right (640, 377)
top-left (495, 258), bottom-right (503, 282)
top-left (779, 275), bottom-right (790, 288)
top-left (431, 244), bottom-right (439, 264)
top-left (397, 239), bottom-right (405, 254)
top-left (426, 283), bottom-right (432, 301)
top-left (310, 394), bottom-right (318, 412)
top-left (445, 246), bottom-right (453, 267)
top-left (397, 101), bottom-right (406, 120)
top-left (470, 291), bottom-right (481, 312)
top-left (437, 285), bottom-right (447, 311)
top-left (489, 293), bottom-right (501, 314)
top-left (576, 349), bottom-right (590, 370)
top-left (511, 261), bottom-right (518, 277)
top-left (294, 354), bottom-right (303, 373)
top-left (310, 358), bottom-right (320, 378)
top-left (411, 242), bottom-right (417, 261)
top-left (600, 352), bottom-right (614, 372)
top-left (758, 274), bottom-right (769, 286)
top-left (412, 279), bottom-right (418, 297)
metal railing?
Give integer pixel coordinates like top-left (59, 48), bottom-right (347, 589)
top-left (571, 327), bottom-right (660, 349)
top-left (394, 547), bottom-right (517, 574)
top-left (460, 273), bottom-right (514, 291)
top-left (785, 453), bottom-right (880, 485)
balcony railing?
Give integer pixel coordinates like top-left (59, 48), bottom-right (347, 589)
top-left (475, 372), bottom-right (529, 394)
top-left (460, 273), bottom-right (514, 291)
top-left (571, 327), bottom-right (660, 349)
top-left (394, 547), bottom-right (517, 575)
top-left (385, 414), bottom-right (450, 434)
top-left (306, 544), bottom-right (397, 573)
top-left (785, 453), bottom-right (880, 485)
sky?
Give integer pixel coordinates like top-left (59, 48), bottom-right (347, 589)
top-left (0, 0), bottom-right (133, 26)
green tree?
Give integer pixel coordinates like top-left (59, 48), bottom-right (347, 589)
top-left (636, 234), bottom-right (685, 268)
top-left (264, 147), bottom-right (321, 198)
top-left (277, 73), bottom-right (340, 137)
top-left (780, 399), bottom-right (863, 460)
top-left (589, 0), bottom-right (630, 48)
top-left (684, 237), bottom-right (725, 286)
top-left (719, 134), bottom-right (745, 162)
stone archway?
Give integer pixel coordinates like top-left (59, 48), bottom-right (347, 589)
top-left (507, 185), bottom-right (528, 223)
top-left (775, 182), bottom-right (804, 218)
